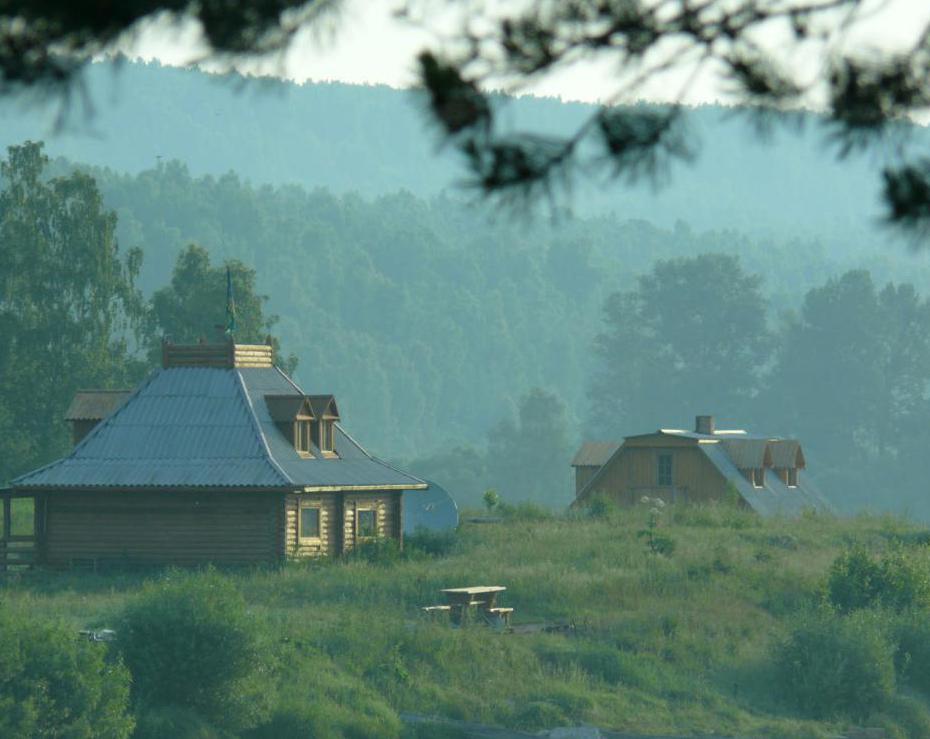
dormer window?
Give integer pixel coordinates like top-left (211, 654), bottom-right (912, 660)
top-left (296, 420), bottom-right (313, 455)
top-left (787, 467), bottom-right (798, 488)
top-left (265, 393), bottom-right (341, 458)
top-left (308, 395), bottom-right (340, 458)
top-left (751, 468), bottom-right (765, 488)
top-left (265, 395), bottom-right (316, 457)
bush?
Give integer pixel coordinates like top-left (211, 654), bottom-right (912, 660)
top-left (349, 537), bottom-right (403, 564)
top-left (0, 606), bottom-right (134, 739)
top-left (893, 611), bottom-right (930, 696)
top-left (244, 698), bottom-right (402, 739)
top-left (118, 569), bottom-right (273, 733)
top-left (132, 705), bottom-right (222, 739)
top-left (404, 527), bottom-right (458, 558)
top-left (774, 609), bottom-right (895, 720)
top-left (827, 546), bottom-right (930, 613)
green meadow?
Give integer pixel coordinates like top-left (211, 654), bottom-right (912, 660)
top-left (5, 504), bottom-right (930, 738)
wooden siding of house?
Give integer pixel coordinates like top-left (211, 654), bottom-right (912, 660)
top-left (44, 491), bottom-right (282, 566)
top-left (580, 445), bottom-right (730, 506)
top-left (71, 420), bottom-right (99, 447)
top-left (284, 493), bottom-right (339, 558)
top-left (574, 465), bottom-right (599, 496)
top-left (341, 491), bottom-right (402, 553)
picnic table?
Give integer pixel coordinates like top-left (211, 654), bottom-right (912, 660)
top-left (422, 585), bottom-right (513, 627)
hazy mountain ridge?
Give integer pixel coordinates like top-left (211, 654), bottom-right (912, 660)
top-left (0, 58), bottom-right (915, 250)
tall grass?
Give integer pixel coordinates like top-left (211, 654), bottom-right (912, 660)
top-left (2, 503), bottom-right (930, 736)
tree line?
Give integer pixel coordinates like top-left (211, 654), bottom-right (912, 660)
top-left (0, 142), bottom-right (286, 483)
top-left (4, 139), bottom-right (930, 517)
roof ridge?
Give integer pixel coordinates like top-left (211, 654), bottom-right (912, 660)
top-left (233, 370), bottom-right (294, 487)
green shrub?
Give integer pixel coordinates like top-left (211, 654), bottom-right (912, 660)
top-left (0, 606), bottom-right (134, 739)
top-left (892, 611), bottom-right (930, 695)
top-left (118, 569), bottom-right (273, 733)
top-left (774, 609), bottom-right (895, 720)
top-left (243, 699), bottom-right (401, 739)
top-left (877, 548), bottom-right (930, 611)
top-left (586, 492), bottom-right (619, 519)
top-left (869, 694), bottom-right (930, 739)
top-left (349, 537), bottom-right (403, 564)
top-left (404, 527), bottom-right (458, 558)
top-left (827, 546), bottom-right (930, 613)
top-left (511, 700), bottom-right (568, 730)
top-left (132, 706), bottom-right (222, 739)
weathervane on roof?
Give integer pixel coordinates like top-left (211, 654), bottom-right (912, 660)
top-left (225, 266), bottom-right (237, 339)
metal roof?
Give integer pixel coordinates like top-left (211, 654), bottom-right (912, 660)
top-left (700, 444), bottom-right (832, 516)
top-left (769, 439), bottom-right (806, 469)
top-left (264, 395), bottom-right (313, 422)
top-left (14, 366), bottom-right (426, 492)
top-left (720, 438), bottom-right (772, 469)
top-left (571, 441), bottom-right (621, 467)
top-left (64, 390), bottom-right (132, 421)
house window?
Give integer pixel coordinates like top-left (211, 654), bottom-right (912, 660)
top-left (787, 468), bottom-right (798, 488)
top-left (751, 468), bottom-right (765, 488)
top-left (322, 420), bottom-right (334, 452)
top-left (657, 454), bottom-right (673, 487)
top-left (295, 421), bottom-right (312, 455)
top-left (357, 508), bottom-right (377, 539)
top-left (299, 503), bottom-right (321, 541)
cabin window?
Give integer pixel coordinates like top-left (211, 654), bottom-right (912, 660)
top-left (321, 420), bottom-right (334, 453)
top-left (787, 468), bottom-right (798, 488)
top-left (657, 454), bottom-right (673, 487)
top-left (295, 421), bottom-right (313, 455)
top-left (299, 503), bottom-right (321, 541)
top-left (357, 508), bottom-right (377, 539)
top-left (751, 468), bottom-right (765, 488)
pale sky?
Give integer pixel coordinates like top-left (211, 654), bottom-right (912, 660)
top-left (125, 0), bottom-right (930, 108)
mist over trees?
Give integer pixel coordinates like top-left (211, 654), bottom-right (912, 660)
top-left (5, 135), bottom-right (930, 515)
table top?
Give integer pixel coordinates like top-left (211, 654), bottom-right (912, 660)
top-left (441, 586), bottom-right (507, 595)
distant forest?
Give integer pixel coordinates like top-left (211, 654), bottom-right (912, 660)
top-left (4, 61), bottom-right (930, 516)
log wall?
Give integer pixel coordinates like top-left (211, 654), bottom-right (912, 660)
top-left (283, 492), bottom-right (339, 558)
top-left (44, 490), bottom-right (283, 566)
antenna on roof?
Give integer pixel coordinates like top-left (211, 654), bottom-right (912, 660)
top-left (224, 266), bottom-right (237, 339)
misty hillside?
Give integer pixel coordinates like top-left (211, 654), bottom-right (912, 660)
top-left (0, 58), bottom-right (917, 249)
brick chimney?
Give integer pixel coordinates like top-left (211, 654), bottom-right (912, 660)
top-left (695, 415), bottom-right (715, 435)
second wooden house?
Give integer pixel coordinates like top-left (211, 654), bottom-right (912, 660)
top-left (571, 415), bottom-right (832, 515)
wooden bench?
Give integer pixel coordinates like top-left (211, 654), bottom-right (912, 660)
top-left (485, 607), bottom-right (514, 626)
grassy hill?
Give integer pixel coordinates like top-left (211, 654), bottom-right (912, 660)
top-left (5, 505), bottom-right (930, 738)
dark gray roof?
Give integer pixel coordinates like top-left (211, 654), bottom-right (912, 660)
top-left (14, 367), bottom-right (426, 492)
top-left (64, 390), bottom-right (132, 421)
top-left (264, 394), bottom-right (313, 422)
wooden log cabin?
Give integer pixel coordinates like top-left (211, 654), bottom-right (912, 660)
top-left (571, 415), bottom-right (833, 516)
top-left (10, 340), bottom-right (427, 567)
